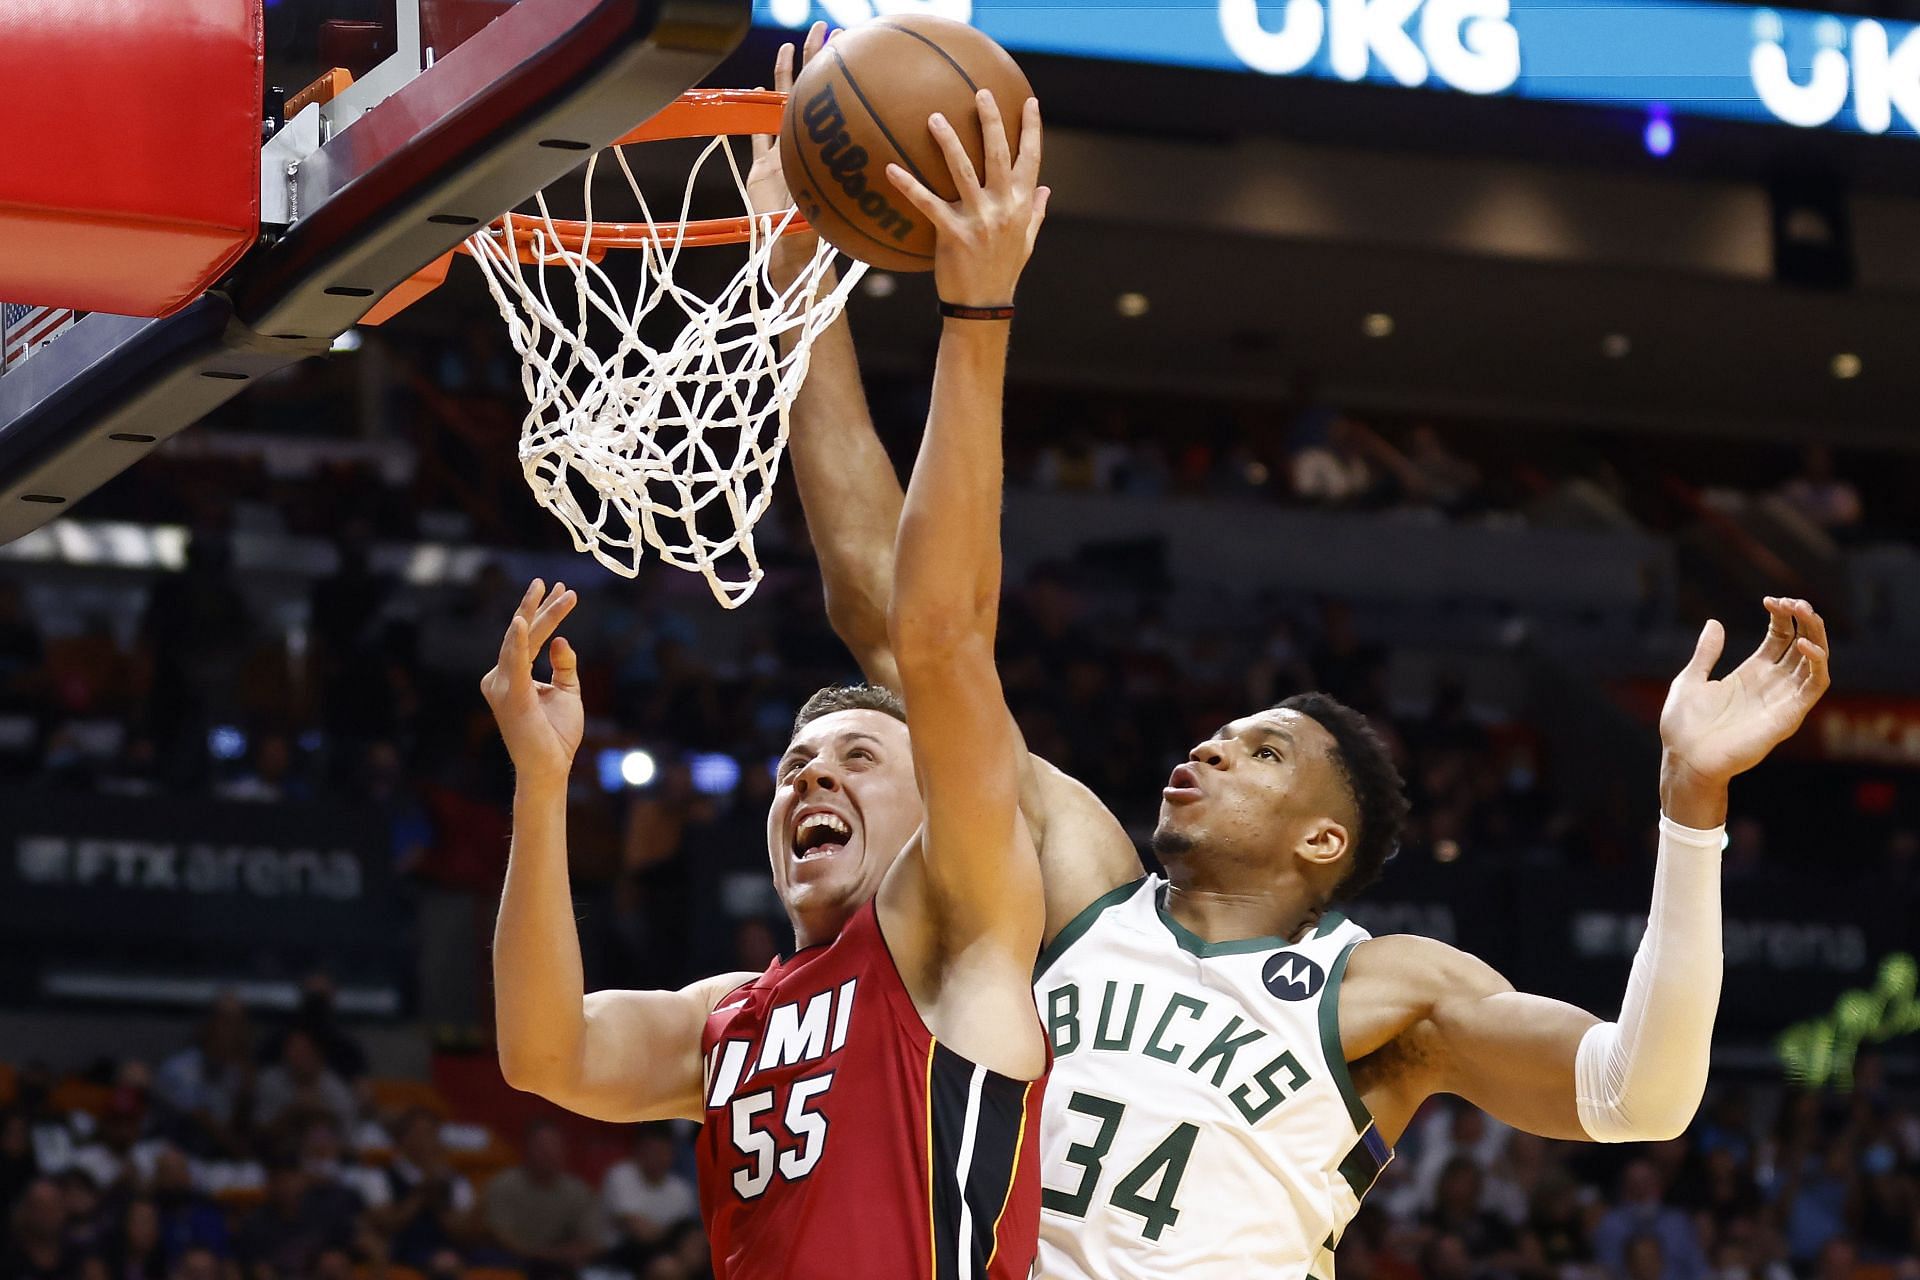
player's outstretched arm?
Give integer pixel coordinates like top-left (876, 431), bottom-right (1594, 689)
top-left (750, 43), bottom-right (1144, 936)
top-left (750, 25), bottom-right (903, 692)
top-left (482, 582), bottom-right (755, 1122)
top-left (1344, 598), bottom-right (1832, 1144)
top-left (872, 94), bottom-right (1049, 1073)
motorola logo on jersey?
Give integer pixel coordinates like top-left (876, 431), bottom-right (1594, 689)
top-left (1261, 952), bottom-right (1326, 1001)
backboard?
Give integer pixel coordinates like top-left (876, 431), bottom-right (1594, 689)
top-left (0, 0), bottom-right (750, 541)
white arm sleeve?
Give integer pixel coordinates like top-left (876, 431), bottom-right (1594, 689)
top-left (1573, 815), bottom-right (1724, 1143)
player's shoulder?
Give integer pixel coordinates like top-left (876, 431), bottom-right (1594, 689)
top-left (1023, 753), bottom-right (1146, 929)
top-left (1344, 932), bottom-right (1511, 1003)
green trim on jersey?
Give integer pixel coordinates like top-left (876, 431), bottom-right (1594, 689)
top-left (1035, 877), bottom-right (1148, 981)
top-left (1313, 909), bottom-right (1347, 939)
top-left (1153, 884), bottom-right (1299, 957)
top-left (1319, 938), bottom-right (1373, 1132)
top-left (1337, 1126), bottom-right (1390, 1200)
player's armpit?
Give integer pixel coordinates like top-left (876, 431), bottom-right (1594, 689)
top-left (509, 972), bottom-right (754, 1124)
top-left (1340, 935), bottom-right (1598, 1143)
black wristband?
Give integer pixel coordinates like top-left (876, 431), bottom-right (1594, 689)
top-left (938, 301), bottom-right (1016, 321)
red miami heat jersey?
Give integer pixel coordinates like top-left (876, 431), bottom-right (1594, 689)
top-left (696, 900), bottom-right (1045, 1280)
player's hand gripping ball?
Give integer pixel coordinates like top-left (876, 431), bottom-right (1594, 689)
top-left (778, 15), bottom-right (1033, 273)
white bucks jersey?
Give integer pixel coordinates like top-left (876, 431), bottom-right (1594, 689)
top-left (1032, 876), bottom-right (1392, 1280)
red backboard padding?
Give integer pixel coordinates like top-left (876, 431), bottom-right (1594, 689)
top-left (0, 0), bottom-right (263, 318)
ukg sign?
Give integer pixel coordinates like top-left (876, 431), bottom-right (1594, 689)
top-left (756, 0), bottom-right (1920, 137)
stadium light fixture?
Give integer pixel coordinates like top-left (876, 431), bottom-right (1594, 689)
top-left (1643, 108), bottom-right (1674, 157)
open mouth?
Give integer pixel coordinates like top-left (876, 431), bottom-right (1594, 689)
top-left (792, 809), bottom-right (852, 861)
top-left (1163, 764), bottom-right (1203, 803)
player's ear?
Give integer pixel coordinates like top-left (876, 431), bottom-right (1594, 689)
top-left (1296, 819), bottom-right (1348, 870)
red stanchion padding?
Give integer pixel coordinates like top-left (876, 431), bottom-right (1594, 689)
top-left (0, 0), bottom-right (263, 318)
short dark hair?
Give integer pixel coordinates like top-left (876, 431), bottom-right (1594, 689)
top-left (792, 684), bottom-right (907, 736)
top-left (1274, 693), bottom-right (1408, 902)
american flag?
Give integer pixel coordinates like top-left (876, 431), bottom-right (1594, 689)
top-left (2, 303), bottom-right (78, 370)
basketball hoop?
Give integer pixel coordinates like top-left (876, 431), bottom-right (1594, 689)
top-left (461, 89), bottom-right (865, 608)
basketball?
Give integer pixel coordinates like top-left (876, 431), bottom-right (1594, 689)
top-left (778, 15), bottom-right (1034, 273)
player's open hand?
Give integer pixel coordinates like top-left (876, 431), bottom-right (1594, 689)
top-left (886, 91), bottom-right (1048, 308)
top-left (479, 579), bottom-right (582, 785)
top-left (747, 22), bottom-right (827, 225)
top-left (1659, 596), bottom-right (1831, 785)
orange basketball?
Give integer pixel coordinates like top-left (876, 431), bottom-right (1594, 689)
top-left (779, 15), bottom-right (1033, 273)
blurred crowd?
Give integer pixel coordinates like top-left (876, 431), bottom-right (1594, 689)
top-left (1, 982), bottom-right (707, 1280)
top-left (1342, 1059), bottom-right (1920, 1280)
top-left (6, 1012), bottom-right (1917, 1280)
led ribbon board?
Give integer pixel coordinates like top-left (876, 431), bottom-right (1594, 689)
top-left (755, 0), bottom-right (1920, 137)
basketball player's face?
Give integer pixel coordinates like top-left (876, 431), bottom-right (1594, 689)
top-left (1152, 709), bottom-right (1351, 877)
top-left (768, 710), bottom-right (921, 942)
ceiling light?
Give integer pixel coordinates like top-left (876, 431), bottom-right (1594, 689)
top-left (620, 749), bottom-right (658, 787)
top-left (1643, 111), bottom-right (1674, 158)
top-left (1115, 291), bottom-right (1150, 318)
top-left (1831, 352), bottom-right (1861, 379)
top-left (862, 271), bottom-right (896, 299)
top-left (1362, 312), bottom-right (1394, 338)
top-left (1601, 333), bottom-right (1631, 358)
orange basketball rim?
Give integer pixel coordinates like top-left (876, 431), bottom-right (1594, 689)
top-left (364, 89), bottom-right (813, 325)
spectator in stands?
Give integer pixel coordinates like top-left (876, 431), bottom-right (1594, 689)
top-left (252, 1029), bottom-right (356, 1140)
top-left (165, 1249), bottom-right (217, 1280)
top-left (0, 578), bottom-right (43, 695)
top-left (298, 1115), bottom-right (387, 1215)
top-left (649, 1219), bottom-right (714, 1280)
top-left (1778, 445), bottom-right (1862, 534)
top-left (1421, 1233), bottom-right (1476, 1280)
top-left (232, 1157), bottom-right (360, 1280)
top-left (602, 1123), bottom-right (698, 1267)
top-left (4, 1179), bottom-right (72, 1280)
top-left (483, 1119), bottom-right (604, 1280)
top-left (71, 1087), bottom-right (163, 1194)
top-left (1624, 1234), bottom-right (1668, 1280)
top-left (140, 529), bottom-right (252, 790)
top-left (311, 1248), bottom-right (354, 1280)
top-left (372, 1109), bottom-right (475, 1268)
top-left (1594, 1160), bottom-right (1706, 1280)
top-left (0, 1110), bottom-right (38, 1221)
top-left (58, 1169), bottom-right (112, 1257)
top-left (1813, 1239), bottom-right (1859, 1280)
top-left (267, 973), bottom-right (369, 1083)
top-left (1288, 411), bottom-right (1378, 505)
top-left (364, 741), bottom-right (434, 879)
top-left (308, 522), bottom-right (397, 758)
top-left (215, 732), bottom-right (305, 804)
top-left (1402, 424), bottom-right (1483, 512)
top-left (154, 993), bottom-right (253, 1158)
top-left (1519, 1169), bottom-right (1594, 1279)
top-left (111, 1199), bottom-right (167, 1280)
top-left (1424, 1157), bottom-right (1521, 1272)
top-left (145, 1150), bottom-right (227, 1265)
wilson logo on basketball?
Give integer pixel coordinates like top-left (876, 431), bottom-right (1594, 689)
top-left (800, 85), bottom-right (917, 243)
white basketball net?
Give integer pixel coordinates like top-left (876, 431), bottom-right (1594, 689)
top-left (466, 133), bottom-right (864, 608)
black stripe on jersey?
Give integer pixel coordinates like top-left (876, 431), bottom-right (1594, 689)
top-left (926, 1042), bottom-right (1030, 1280)
top-left (1337, 1122), bottom-right (1394, 1201)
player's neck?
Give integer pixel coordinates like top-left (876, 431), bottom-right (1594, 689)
top-left (1160, 876), bottom-right (1320, 946)
top-left (790, 904), bottom-right (856, 952)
